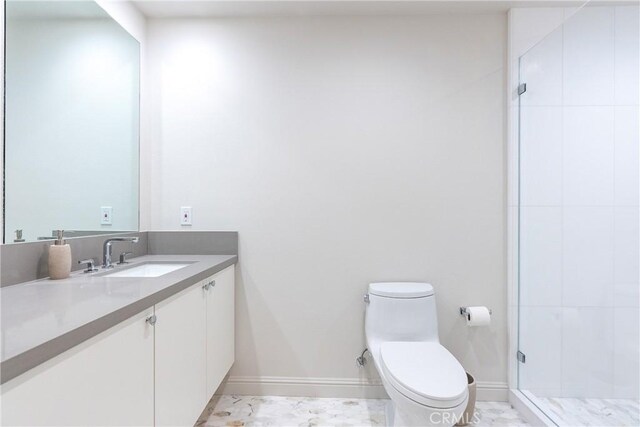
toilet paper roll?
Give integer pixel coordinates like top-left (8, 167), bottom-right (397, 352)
top-left (465, 306), bottom-right (491, 327)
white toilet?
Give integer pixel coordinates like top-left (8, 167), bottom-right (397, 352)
top-left (365, 282), bottom-right (468, 427)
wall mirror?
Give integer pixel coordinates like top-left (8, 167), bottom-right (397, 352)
top-left (3, 0), bottom-right (140, 243)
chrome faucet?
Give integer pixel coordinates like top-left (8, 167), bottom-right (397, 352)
top-left (102, 236), bottom-right (139, 269)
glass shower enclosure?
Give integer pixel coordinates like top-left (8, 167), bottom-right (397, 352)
top-left (517, 3), bottom-right (639, 426)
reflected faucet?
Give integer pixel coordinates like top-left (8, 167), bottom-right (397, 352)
top-left (102, 236), bottom-right (139, 269)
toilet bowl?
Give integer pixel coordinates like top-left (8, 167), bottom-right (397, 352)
top-left (365, 282), bottom-right (468, 427)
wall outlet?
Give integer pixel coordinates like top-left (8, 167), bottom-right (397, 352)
top-left (180, 207), bottom-right (192, 226)
top-left (101, 206), bottom-right (113, 225)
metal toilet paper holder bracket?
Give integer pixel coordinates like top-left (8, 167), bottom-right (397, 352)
top-left (459, 306), bottom-right (492, 317)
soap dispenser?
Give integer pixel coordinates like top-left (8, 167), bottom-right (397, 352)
top-left (14, 229), bottom-right (25, 243)
top-left (48, 230), bottom-right (71, 280)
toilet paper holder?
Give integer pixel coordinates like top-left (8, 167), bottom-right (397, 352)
top-left (459, 306), bottom-right (492, 316)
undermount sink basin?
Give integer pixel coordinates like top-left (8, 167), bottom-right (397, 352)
top-left (104, 262), bottom-right (193, 278)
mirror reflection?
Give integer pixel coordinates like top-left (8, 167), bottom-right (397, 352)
top-left (3, 0), bottom-right (140, 243)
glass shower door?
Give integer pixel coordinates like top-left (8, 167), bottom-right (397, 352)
top-left (517, 20), bottom-right (564, 416)
top-left (517, 4), bottom-right (639, 426)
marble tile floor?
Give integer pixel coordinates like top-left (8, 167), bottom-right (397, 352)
top-left (197, 395), bottom-right (529, 427)
top-left (536, 397), bottom-right (640, 427)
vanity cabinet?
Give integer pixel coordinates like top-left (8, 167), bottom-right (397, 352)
top-left (1, 309), bottom-right (155, 426)
top-left (154, 283), bottom-right (207, 426)
top-left (154, 264), bottom-right (235, 426)
top-left (205, 265), bottom-right (235, 397)
top-left (1, 264), bottom-right (236, 427)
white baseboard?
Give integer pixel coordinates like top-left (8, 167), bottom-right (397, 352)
top-left (476, 381), bottom-right (509, 402)
top-left (221, 376), bottom-right (387, 399)
top-left (221, 376), bottom-right (508, 402)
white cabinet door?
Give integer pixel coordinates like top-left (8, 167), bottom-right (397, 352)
top-left (1, 309), bottom-right (155, 427)
top-left (154, 283), bottom-right (207, 427)
top-left (204, 265), bottom-right (236, 397)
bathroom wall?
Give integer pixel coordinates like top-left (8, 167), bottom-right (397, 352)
top-left (515, 5), bottom-right (639, 399)
top-left (148, 14), bottom-right (508, 398)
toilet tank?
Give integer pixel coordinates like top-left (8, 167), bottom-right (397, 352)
top-left (365, 282), bottom-right (439, 345)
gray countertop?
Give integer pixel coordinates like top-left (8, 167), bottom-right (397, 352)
top-left (0, 254), bottom-right (237, 384)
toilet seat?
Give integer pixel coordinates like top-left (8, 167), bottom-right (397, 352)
top-left (380, 342), bottom-right (468, 409)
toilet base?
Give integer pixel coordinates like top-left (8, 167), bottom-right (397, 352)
top-left (385, 403), bottom-right (467, 427)
top-left (383, 384), bottom-right (468, 427)
top-left (385, 400), bottom-right (394, 426)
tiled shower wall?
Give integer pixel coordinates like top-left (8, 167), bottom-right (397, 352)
top-left (518, 5), bottom-right (639, 399)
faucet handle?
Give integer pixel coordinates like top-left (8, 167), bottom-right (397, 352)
top-left (78, 258), bottom-right (98, 273)
top-left (118, 252), bottom-right (133, 265)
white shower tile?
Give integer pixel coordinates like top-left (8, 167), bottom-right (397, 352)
top-left (614, 106), bottom-right (639, 206)
top-left (563, 107), bottom-right (614, 207)
top-left (563, 6), bottom-right (615, 106)
top-left (520, 30), bottom-right (563, 107)
top-left (508, 119), bottom-right (519, 208)
top-left (516, 5), bottom-right (638, 406)
top-left (614, 6), bottom-right (640, 106)
top-left (563, 207), bottom-right (614, 307)
top-left (520, 207), bottom-right (562, 306)
top-left (614, 282), bottom-right (640, 308)
top-left (563, 7), bottom-right (581, 22)
top-left (614, 207), bottom-right (639, 286)
top-left (519, 307), bottom-right (562, 392)
top-left (520, 107), bottom-right (562, 206)
top-left (561, 307), bottom-right (614, 397)
top-left (614, 308), bottom-right (640, 399)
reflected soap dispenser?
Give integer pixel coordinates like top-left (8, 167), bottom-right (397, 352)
top-left (48, 230), bottom-right (71, 280)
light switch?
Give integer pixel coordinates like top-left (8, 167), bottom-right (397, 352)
top-left (101, 206), bottom-right (113, 225)
top-left (180, 207), bottom-right (192, 226)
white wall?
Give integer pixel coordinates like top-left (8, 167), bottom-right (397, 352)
top-left (515, 5), bottom-right (639, 399)
top-left (148, 14), bottom-right (508, 398)
top-left (97, 0), bottom-right (145, 42)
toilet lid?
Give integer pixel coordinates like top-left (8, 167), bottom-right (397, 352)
top-left (380, 342), bottom-right (468, 409)
top-left (369, 282), bottom-right (434, 298)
